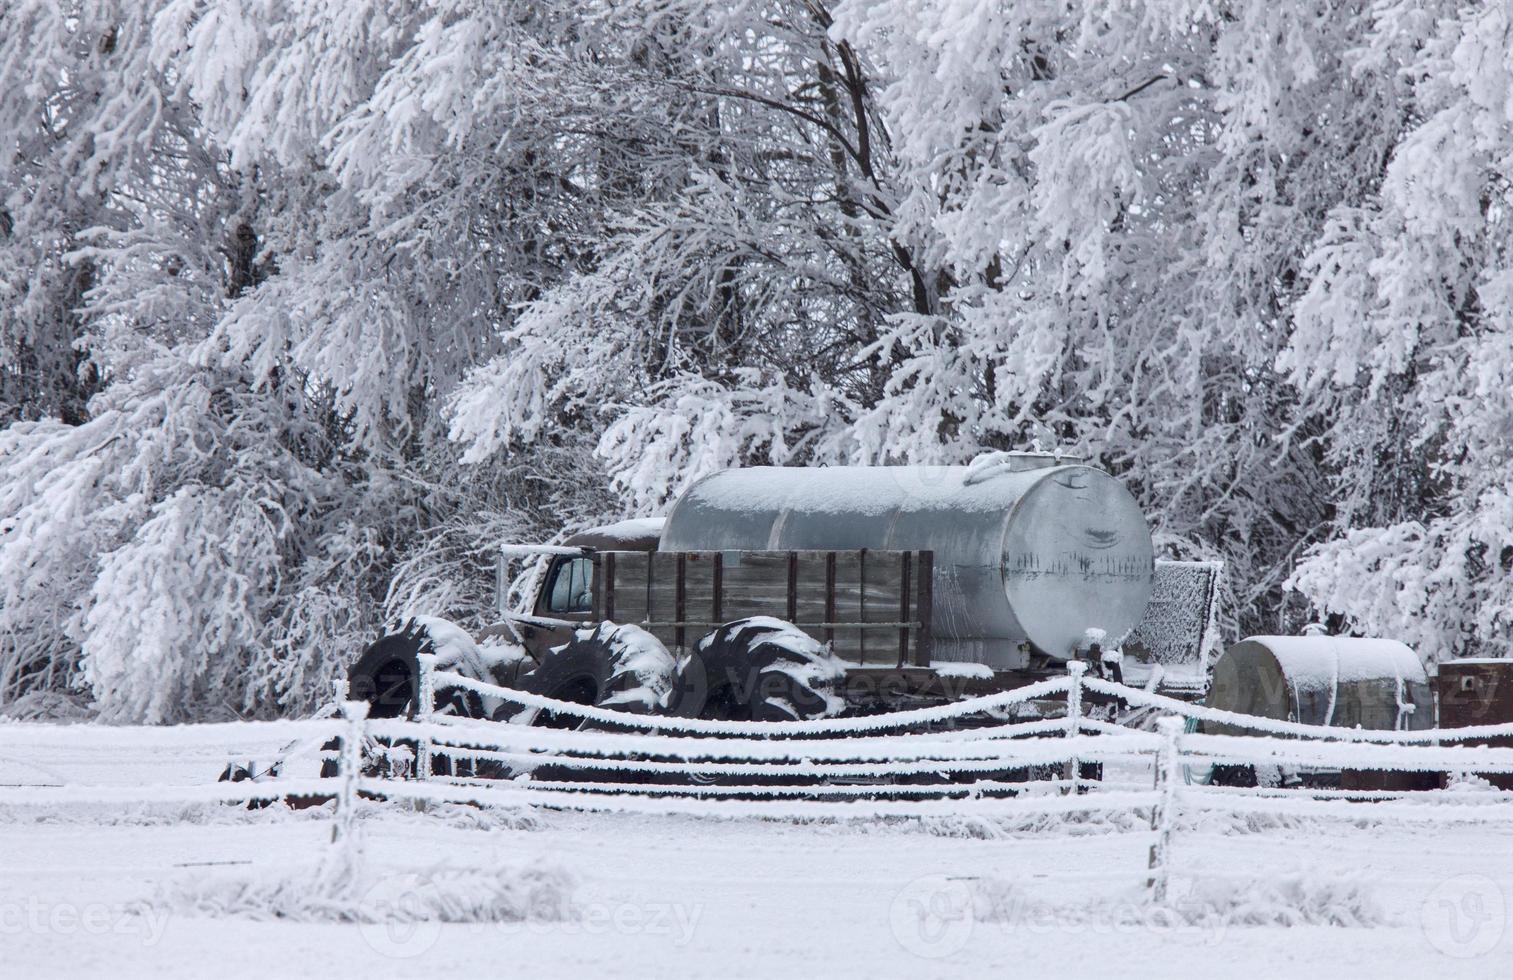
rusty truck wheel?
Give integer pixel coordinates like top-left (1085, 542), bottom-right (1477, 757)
top-left (674, 617), bottom-right (844, 723)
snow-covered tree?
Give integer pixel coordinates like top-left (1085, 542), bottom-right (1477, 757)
top-left (1283, 0), bottom-right (1513, 661)
top-left (0, 1), bottom-right (618, 719)
top-left (445, 0), bottom-right (916, 505)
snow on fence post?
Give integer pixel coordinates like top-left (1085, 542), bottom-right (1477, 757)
top-left (415, 652), bottom-right (437, 783)
top-left (1063, 660), bottom-right (1087, 793)
top-left (333, 699), bottom-right (369, 851)
top-left (1147, 715), bottom-right (1183, 903)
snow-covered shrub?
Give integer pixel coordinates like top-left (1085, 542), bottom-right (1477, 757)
top-left (390, 802), bottom-right (545, 834)
top-left (972, 875), bottom-right (1385, 929)
top-left (149, 859), bottom-right (576, 925)
top-left (915, 807), bottom-right (1149, 841)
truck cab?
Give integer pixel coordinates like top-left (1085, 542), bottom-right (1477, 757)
top-left (508, 518), bottom-right (665, 661)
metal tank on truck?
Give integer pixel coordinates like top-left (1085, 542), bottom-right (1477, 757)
top-left (659, 453), bottom-right (1156, 671)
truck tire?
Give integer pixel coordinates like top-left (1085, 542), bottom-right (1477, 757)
top-left (343, 619), bottom-right (495, 779)
top-left (347, 618), bottom-right (488, 720)
top-left (507, 622), bottom-right (677, 729)
top-left (1209, 763), bottom-right (1289, 788)
top-left (674, 617), bottom-right (845, 722)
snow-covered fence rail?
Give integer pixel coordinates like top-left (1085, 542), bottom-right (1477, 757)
top-left (434, 669), bottom-right (1079, 735)
top-left (412, 663), bottom-right (1513, 899)
top-left (1082, 674), bottom-right (1513, 742)
top-left (433, 662), bottom-right (1513, 744)
top-left (0, 716), bottom-right (342, 806)
top-left (388, 724), bottom-right (1160, 790)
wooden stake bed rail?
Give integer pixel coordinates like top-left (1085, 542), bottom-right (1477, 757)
top-left (594, 549), bottom-right (935, 668)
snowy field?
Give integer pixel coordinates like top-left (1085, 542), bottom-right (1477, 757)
top-left (6, 762), bottom-right (1513, 978)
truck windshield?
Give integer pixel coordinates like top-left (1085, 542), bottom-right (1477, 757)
top-left (545, 557), bottom-right (594, 615)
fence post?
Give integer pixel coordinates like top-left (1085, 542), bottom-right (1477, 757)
top-left (1063, 660), bottom-right (1087, 793)
top-left (415, 652), bottom-right (436, 783)
top-left (333, 699), bottom-right (369, 850)
top-left (1147, 715), bottom-right (1182, 903)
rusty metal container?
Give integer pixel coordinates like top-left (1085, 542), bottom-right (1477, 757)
top-left (659, 456), bottom-right (1154, 669)
top-left (1206, 635), bottom-right (1437, 791)
top-left (1436, 659), bottom-right (1513, 791)
top-left (1206, 635), bottom-right (1434, 733)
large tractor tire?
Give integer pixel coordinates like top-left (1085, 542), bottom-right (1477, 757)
top-left (673, 617), bottom-right (845, 723)
top-left (347, 617), bottom-right (493, 720)
top-left (501, 623), bottom-right (677, 784)
top-left (506, 622), bottom-right (678, 729)
top-left (221, 619), bottom-right (511, 794)
top-left (342, 618), bottom-right (498, 779)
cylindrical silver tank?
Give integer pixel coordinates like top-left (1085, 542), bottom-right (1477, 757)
top-left (1205, 636), bottom-right (1433, 734)
top-left (660, 457), bottom-right (1154, 668)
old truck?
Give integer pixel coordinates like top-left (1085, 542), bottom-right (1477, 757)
top-left (345, 452), bottom-right (1210, 730)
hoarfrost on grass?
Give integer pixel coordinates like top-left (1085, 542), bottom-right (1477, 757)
top-left (148, 857), bottom-right (577, 925)
top-left (973, 875), bottom-right (1386, 929)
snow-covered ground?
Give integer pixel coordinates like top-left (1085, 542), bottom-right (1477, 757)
top-left (7, 709), bottom-right (1513, 978)
top-left (5, 794), bottom-right (1512, 979)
